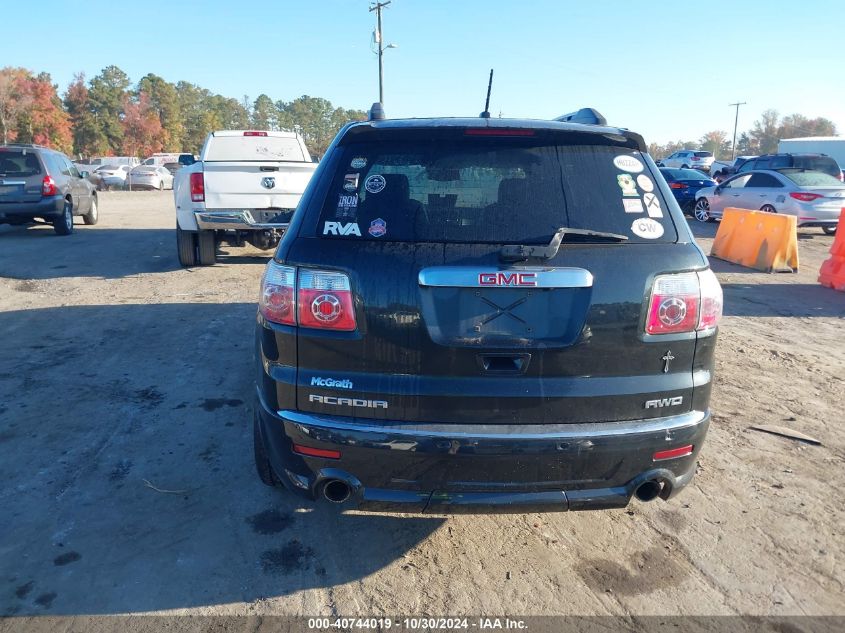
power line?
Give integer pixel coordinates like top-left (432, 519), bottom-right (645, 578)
top-left (729, 101), bottom-right (747, 159)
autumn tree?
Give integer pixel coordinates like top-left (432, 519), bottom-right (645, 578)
top-left (88, 65), bottom-right (131, 154)
top-left (749, 109), bottom-right (782, 154)
top-left (138, 73), bottom-right (183, 151)
top-left (121, 92), bottom-right (164, 157)
top-left (64, 73), bottom-right (104, 156)
top-left (698, 130), bottom-right (731, 159)
top-left (0, 67), bottom-right (32, 144)
top-left (14, 72), bottom-right (72, 153)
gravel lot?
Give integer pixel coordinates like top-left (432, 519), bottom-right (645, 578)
top-left (1, 192), bottom-right (843, 619)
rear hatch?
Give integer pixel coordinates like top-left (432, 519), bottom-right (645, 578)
top-left (201, 131), bottom-right (316, 212)
top-left (0, 148), bottom-right (44, 205)
top-left (287, 128), bottom-right (706, 424)
top-left (781, 170), bottom-right (845, 220)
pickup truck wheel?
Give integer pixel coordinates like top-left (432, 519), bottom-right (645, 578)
top-left (176, 225), bottom-right (198, 266)
top-left (253, 410), bottom-right (279, 487)
top-left (53, 199), bottom-right (74, 235)
top-left (82, 196), bottom-right (99, 225)
top-left (197, 230), bottom-right (217, 265)
top-left (822, 226), bottom-right (837, 235)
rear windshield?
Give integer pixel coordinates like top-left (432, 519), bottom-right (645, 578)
top-left (790, 156), bottom-right (840, 177)
top-left (204, 135), bottom-right (305, 162)
top-left (694, 151), bottom-right (713, 158)
top-left (779, 169), bottom-right (843, 187)
top-left (317, 140), bottom-right (677, 243)
top-left (0, 149), bottom-right (42, 177)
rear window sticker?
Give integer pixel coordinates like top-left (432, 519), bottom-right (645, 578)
top-left (636, 175), bottom-right (654, 192)
top-left (643, 192), bottom-right (663, 218)
top-left (623, 198), bottom-right (644, 214)
top-left (323, 221), bottom-right (361, 236)
top-left (350, 157), bottom-right (367, 169)
top-left (631, 217), bottom-right (664, 239)
top-left (617, 174), bottom-right (638, 196)
top-left (368, 218), bottom-right (387, 237)
top-left (613, 155), bottom-right (644, 173)
top-left (335, 193), bottom-right (358, 219)
top-left (365, 174), bottom-right (386, 194)
top-left (343, 173), bottom-right (359, 192)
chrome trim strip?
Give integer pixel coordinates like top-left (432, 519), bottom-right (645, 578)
top-left (194, 210), bottom-right (290, 231)
top-left (277, 409), bottom-right (707, 440)
top-left (418, 266), bottom-right (593, 289)
top-left (0, 180), bottom-right (26, 186)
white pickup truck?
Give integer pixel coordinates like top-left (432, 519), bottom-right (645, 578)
top-left (173, 130), bottom-right (317, 265)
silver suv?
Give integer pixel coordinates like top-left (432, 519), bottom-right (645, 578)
top-left (658, 150), bottom-right (715, 173)
top-left (0, 144), bottom-right (99, 235)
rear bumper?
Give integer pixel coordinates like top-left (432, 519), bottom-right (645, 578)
top-left (0, 196), bottom-right (64, 220)
top-left (255, 391), bottom-right (710, 513)
top-left (195, 210), bottom-right (290, 231)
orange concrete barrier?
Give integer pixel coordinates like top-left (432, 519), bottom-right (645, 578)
top-left (818, 209), bottom-right (845, 291)
top-left (710, 207), bottom-right (799, 273)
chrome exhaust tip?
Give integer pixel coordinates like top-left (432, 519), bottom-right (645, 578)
top-left (634, 480), bottom-right (663, 502)
top-left (322, 479), bottom-right (352, 504)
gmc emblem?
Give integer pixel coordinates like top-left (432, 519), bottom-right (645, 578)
top-left (478, 272), bottom-right (538, 287)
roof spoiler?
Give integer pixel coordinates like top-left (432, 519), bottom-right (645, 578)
top-left (554, 108), bottom-right (607, 126)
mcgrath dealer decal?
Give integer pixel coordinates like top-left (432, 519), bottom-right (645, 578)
top-left (311, 377), bottom-right (353, 389)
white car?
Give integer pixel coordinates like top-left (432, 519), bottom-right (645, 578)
top-left (658, 150), bottom-right (715, 173)
top-left (127, 165), bottom-right (174, 190)
top-left (95, 164), bottom-right (130, 189)
top-left (692, 169), bottom-right (845, 234)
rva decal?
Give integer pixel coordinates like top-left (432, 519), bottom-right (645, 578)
top-left (323, 221), bottom-right (361, 236)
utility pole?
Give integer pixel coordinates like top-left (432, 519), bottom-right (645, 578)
top-left (369, 1), bottom-right (391, 105)
top-left (729, 101), bottom-right (746, 159)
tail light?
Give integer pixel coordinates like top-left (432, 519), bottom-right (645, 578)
top-left (653, 445), bottom-right (694, 461)
top-left (259, 263), bottom-right (296, 325)
top-left (298, 269), bottom-right (356, 331)
top-left (692, 156), bottom-right (700, 161)
top-left (259, 262), bottom-right (357, 331)
top-left (189, 172), bottom-right (205, 202)
top-left (244, 131), bottom-right (268, 136)
top-left (41, 175), bottom-right (57, 196)
top-left (789, 192), bottom-right (823, 202)
top-left (669, 182), bottom-right (689, 189)
top-left (464, 128), bottom-right (535, 136)
top-left (646, 269), bottom-right (722, 335)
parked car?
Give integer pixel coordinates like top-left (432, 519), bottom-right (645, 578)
top-left (658, 168), bottom-right (717, 212)
top-left (127, 165), bottom-right (174, 190)
top-left (0, 143), bottom-right (99, 235)
top-left (737, 153), bottom-right (843, 181)
top-left (693, 169), bottom-right (845, 233)
top-left (252, 107), bottom-right (722, 513)
top-left (163, 162), bottom-right (183, 176)
top-left (96, 164), bottom-right (130, 189)
top-left (657, 150), bottom-right (715, 173)
top-left (174, 130), bottom-right (317, 265)
top-left (711, 156), bottom-right (755, 182)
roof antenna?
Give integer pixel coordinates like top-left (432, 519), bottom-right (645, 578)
top-left (479, 69), bottom-right (493, 118)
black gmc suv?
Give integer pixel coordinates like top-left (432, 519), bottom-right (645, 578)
top-left (0, 144), bottom-right (98, 235)
top-left (253, 109), bottom-right (722, 513)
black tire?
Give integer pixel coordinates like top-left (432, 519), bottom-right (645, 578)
top-left (158, 180), bottom-right (164, 191)
top-left (53, 199), bottom-right (74, 235)
top-left (82, 195), bottom-right (99, 225)
top-left (176, 225), bottom-right (198, 266)
top-left (253, 409), bottom-right (279, 487)
top-left (681, 164), bottom-right (690, 169)
top-left (197, 229), bottom-right (216, 265)
top-left (822, 226), bottom-right (837, 235)
top-left (760, 204), bottom-right (776, 213)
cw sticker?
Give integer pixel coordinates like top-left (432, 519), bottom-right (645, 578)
top-left (631, 217), bottom-right (663, 239)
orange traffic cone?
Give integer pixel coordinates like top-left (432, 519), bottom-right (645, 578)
top-left (818, 209), bottom-right (845, 291)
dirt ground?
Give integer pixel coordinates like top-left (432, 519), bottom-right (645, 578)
top-left (0, 192), bottom-right (843, 619)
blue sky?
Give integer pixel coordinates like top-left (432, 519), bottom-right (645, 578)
top-left (2, 0), bottom-right (843, 144)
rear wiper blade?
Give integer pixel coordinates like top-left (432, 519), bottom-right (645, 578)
top-left (499, 227), bottom-right (627, 262)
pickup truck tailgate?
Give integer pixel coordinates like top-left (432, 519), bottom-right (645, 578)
top-left (202, 161), bottom-right (316, 210)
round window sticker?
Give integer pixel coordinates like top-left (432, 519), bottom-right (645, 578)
top-left (631, 217), bottom-right (664, 239)
top-left (613, 155), bottom-right (644, 173)
top-left (636, 174), bottom-right (654, 192)
top-left (365, 174), bottom-right (386, 194)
